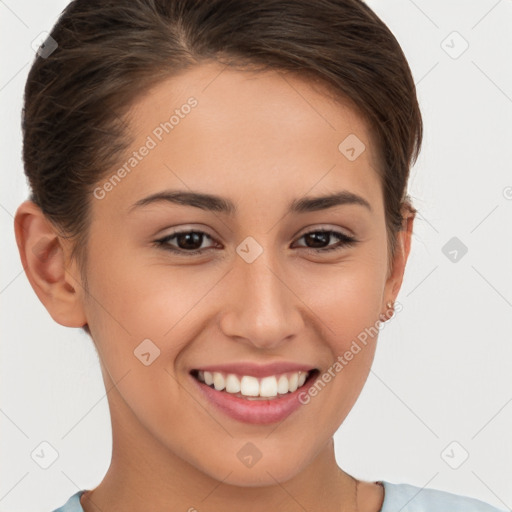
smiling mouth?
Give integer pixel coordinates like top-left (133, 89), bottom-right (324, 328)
top-left (190, 368), bottom-right (320, 400)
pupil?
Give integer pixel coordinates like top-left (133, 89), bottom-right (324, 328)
top-left (306, 232), bottom-right (329, 248)
top-left (178, 232), bottom-right (202, 250)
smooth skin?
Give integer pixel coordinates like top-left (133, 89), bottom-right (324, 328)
top-left (15, 61), bottom-right (414, 511)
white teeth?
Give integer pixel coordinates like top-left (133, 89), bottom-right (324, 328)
top-left (225, 374), bottom-right (241, 393)
top-left (240, 375), bottom-right (260, 396)
top-left (259, 376), bottom-right (278, 398)
top-left (277, 374), bottom-right (290, 395)
top-left (213, 372), bottom-right (225, 391)
top-left (288, 372), bottom-right (299, 392)
top-left (277, 374), bottom-right (289, 394)
top-left (195, 369), bottom-right (312, 398)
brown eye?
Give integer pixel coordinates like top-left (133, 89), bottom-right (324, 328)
top-left (294, 230), bottom-right (358, 253)
top-left (154, 228), bottom-right (358, 257)
top-left (155, 230), bottom-right (217, 255)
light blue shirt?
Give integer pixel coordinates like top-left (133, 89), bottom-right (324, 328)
top-left (51, 481), bottom-right (507, 511)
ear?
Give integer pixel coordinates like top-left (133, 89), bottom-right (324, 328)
top-left (13, 200), bottom-right (88, 328)
top-left (382, 208), bottom-right (415, 312)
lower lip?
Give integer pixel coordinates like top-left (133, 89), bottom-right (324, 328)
top-left (190, 371), bottom-right (319, 425)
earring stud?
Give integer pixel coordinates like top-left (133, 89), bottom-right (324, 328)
top-left (380, 300), bottom-right (395, 322)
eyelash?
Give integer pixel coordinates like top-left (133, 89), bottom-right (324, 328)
top-left (153, 229), bottom-right (358, 256)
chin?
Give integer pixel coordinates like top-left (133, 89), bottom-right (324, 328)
top-left (223, 469), bottom-right (298, 488)
top-left (199, 456), bottom-right (305, 488)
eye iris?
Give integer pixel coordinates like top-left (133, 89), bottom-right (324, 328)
top-left (177, 232), bottom-right (203, 250)
top-left (305, 231), bottom-right (330, 248)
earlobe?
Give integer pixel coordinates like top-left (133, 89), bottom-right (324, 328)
top-left (13, 200), bottom-right (87, 328)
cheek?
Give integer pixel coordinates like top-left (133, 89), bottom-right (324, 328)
top-left (297, 267), bottom-right (383, 431)
top-left (294, 255), bottom-right (385, 409)
top-left (82, 249), bottom-right (228, 402)
top-left (299, 256), bottom-right (385, 342)
top-left (84, 239), bottom-right (197, 335)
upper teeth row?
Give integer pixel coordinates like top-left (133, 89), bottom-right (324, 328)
top-left (197, 370), bottom-right (310, 398)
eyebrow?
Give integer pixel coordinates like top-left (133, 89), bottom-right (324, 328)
top-left (129, 189), bottom-right (372, 215)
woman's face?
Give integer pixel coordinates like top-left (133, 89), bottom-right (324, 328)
top-left (75, 61), bottom-right (410, 485)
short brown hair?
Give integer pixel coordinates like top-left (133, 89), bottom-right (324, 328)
top-left (22, 0), bottom-right (422, 298)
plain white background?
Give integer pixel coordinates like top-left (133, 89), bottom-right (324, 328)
top-left (1, 1), bottom-right (511, 511)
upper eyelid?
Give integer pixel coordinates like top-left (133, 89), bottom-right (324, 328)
top-left (294, 224), bottom-right (354, 239)
top-left (160, 222), bottom-right (354, 237)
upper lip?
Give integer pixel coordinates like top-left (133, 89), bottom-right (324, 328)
top-left (191, 361), bottom-right (318, 378)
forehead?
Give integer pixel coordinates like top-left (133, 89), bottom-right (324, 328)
top-left (96, 61), bottom-right (383, 217)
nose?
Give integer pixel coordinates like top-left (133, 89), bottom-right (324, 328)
top-left (218, 247), bottom-right (305, 350)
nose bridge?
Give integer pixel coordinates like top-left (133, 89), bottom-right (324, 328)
top-left (219, 240), bottom-right (303, 348)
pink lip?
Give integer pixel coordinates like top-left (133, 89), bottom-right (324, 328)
top-left (189, 369), bottom-right (320, 425)
top-left (192, 361), bottom-right (317, 378)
